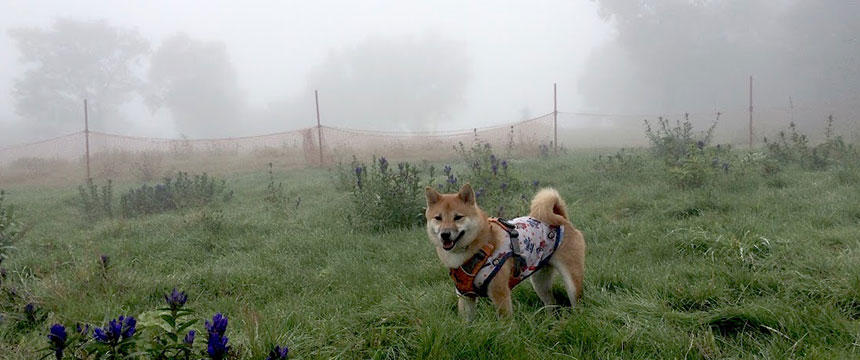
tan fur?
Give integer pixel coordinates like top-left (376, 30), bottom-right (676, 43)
top-left (425, 184), bottom-right (586, 319)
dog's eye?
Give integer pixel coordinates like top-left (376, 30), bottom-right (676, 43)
top-left (454, 215), bottom-right (463, 221)
top-left (434, 215), bottom-right (442, 221)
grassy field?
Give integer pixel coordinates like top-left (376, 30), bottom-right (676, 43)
top-left (1, 148), bottom-right (859, 359)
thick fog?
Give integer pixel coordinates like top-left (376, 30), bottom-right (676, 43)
top-left (580, 0), bottom-right (860, 115)
top-left (0, 0), bottom-right (857, 146)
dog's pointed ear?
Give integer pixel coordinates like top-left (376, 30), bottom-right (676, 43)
top-left (457, 183), bottom-right (475, 205)
top-left (425, 186), bottom-right (441, 206)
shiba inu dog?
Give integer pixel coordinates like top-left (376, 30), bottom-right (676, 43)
top-left (424, 183), bottom-right (585, 320)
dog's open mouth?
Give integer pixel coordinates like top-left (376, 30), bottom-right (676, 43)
top-left (442, 231), bottom-right (465, 251)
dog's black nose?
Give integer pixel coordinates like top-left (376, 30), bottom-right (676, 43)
top-left (440, 231), bottom-right (452, 241)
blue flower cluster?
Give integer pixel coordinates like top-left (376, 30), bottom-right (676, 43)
top-left (47, 323), bottom-right (67, 360)
top-left (266, 345), bottom-right (289, 360)
top-left (206, 313), bottom-right (230, 360)
top-left (93, 315), bottom-right (136, 345)
top-left (42, 287), bottom-right (293, 359)
top-left (164, 287), bottom-right (188, 311)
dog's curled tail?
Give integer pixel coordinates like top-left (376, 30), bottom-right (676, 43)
top-left (529, 188), bottom-right (571, 227)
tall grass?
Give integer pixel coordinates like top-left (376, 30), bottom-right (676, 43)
top-left (0, 141), bottom-right (858, 358)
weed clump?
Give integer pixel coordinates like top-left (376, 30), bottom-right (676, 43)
top-left (345, 156), bottom-right (425, 231)
top-left (120, 172), bottom-right (233, 218)
top-left (445, 142), bottom-right (534, 217)
top-left (644, 113), bottom-right (717, 166)
top-left (77, 179), bottom-right (114, 221)
top-left (764, 115), bottom-right (856, 170)
top-left (643, 114), bottom-right (730, 189)
top-left (264, 163), bottom-right (300, 212)
top-left (339, 143), bottom-right (537, 229)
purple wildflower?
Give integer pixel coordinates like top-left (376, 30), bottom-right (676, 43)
top-left (93, 316), bottom-right (136, 345)
top-left (266, 345), bottom-right (289, 360)
top-left (491, 163), bottom-right (498, 175)
top-left (532, 180), bottom-right (540, 189)
top-left (100, 255), bottom-right (109, 268)
top-left (500, 182), bottom-right (508, 191)
top-left (205, 313), bottom-right (228, 337)
top-left (24, 303), bottom-right (36, 322)
top-left (164, 288), bottom-right (188, 311)
top-left (501, 160), bottom-right (508, 171)
top-left (47, 324), bottom-right (67, 360)
top-left (354, 166), bottom-right (362, 177)
top-left (446, 175), bottom-right (457, 185)
top-left (475, 188), bottom-right (484, 198)
top-left (696, 140), bottom-right (705, 150)
top-left (378, 157), bottom-right (388, 172)
top-left (121, 317), bottom-right (136, 339)
top-left (207, 332), bottom-right (230, 360)
top-left (443, 165), bottom-right (452, 176)
top-left (184, 330), bottom-right (196, 346)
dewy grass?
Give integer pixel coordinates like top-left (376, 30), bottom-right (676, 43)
top-left (0, 149), bottom-right (858, 358)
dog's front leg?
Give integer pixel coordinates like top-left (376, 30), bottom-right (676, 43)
top-left (458, 295), bottom-right (477, 321)
top-left (487, 263), bottom-right (514, 317)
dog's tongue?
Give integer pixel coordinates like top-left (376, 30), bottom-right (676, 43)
top-left (442, 240), bottom-right (455, 250)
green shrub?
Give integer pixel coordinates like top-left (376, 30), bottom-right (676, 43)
top-left (763, 116), bottom-right (857, 170)
top-left (339, 143), bottom-right (538, 230)
top-left (445, 142), bottom-right (533, 218)
top-left (668, 144), bottom-right (735, 189)
top-left (642, 114), bottom-right (737, 189)
top-left (346, 156), bottom-right (426, 231)
top-left (120, 172), bottom-right (233, 218)
top-left (644, 114), bottom-right (717, 165)
top-left (0, 190), bottom-right (23, 262)
top-left (264, 163), bottom-right (299, 212)
top-left (77, 179), bottom-right (114, 221)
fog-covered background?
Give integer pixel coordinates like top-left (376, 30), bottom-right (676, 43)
top-left (0, 0), bottom-right (857, 146)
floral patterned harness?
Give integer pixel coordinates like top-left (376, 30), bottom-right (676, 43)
top-left (449, 217), bottom-right (564, 298)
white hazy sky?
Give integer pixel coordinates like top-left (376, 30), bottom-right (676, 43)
top-left (0, 0), bottom-right (612, 142)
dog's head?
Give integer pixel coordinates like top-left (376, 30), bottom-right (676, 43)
top-left (424, 183), bottom-right (483, 252)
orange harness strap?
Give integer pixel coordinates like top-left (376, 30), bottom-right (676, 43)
top-left (448, 218), bottom-right (510, 298)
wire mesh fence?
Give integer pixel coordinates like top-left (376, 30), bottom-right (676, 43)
top-left (0, 104), bottom-right (855, 185)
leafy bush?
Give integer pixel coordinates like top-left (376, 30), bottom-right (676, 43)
top-left (120, 172), bottom-right (233, 218)
top-left (264, 163), bottom-right (299, 212)
top-left (443, 142), bottom-right (535, 218)
top-left (644, 114), bottom-right (717, 165)
top-left (0, 190), bottom-right (23, 262)
top-left (764, 116), bottom-right (856, 170)
top-left (339, 143), bottom-right (538, 229)
top-left (642, 114), bottom-right (735, 189)
top-left (78, 179), bottom-right (114, 221)
top-left (345, 156), bottom-right (426, 231)
top-left (665, 143), bottom-right (737, 189)
top-left (38, 288), bottom-right (290, 360)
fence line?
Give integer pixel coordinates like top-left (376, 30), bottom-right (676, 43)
top-left (0, 103), bottom-right (854, 173)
